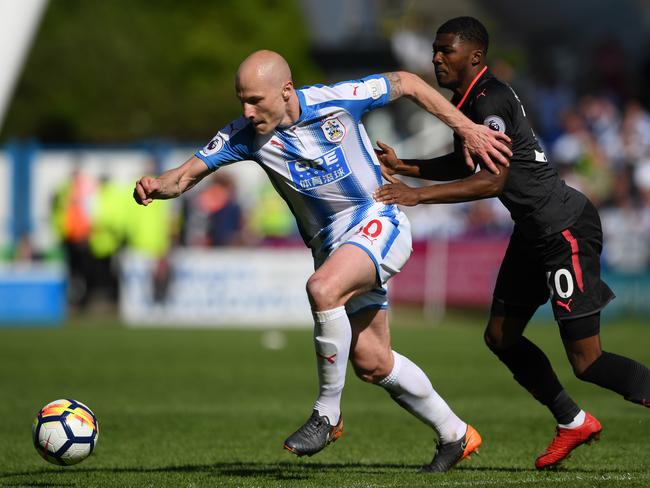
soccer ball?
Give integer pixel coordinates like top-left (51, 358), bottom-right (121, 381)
top-left (32, 399), bottom-right (99, 465)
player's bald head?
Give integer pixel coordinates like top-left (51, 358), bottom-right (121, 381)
top-left (235, 50), bottom-right (298, 135)
top-left (236, 50), bottom-right (292, 91)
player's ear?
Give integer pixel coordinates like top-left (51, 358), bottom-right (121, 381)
top-left (282, 81), bottom-right (293, 101)
top-left (471, 49), bottom-right (484, 66)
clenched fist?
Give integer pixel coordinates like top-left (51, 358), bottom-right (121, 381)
top-left (133, 176), bottom-right (161, 206)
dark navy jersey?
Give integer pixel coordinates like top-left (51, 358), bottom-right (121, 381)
top-left (451, 67), bottom-right (586, 238)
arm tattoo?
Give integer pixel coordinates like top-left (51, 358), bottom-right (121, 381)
top-left (383, 72), bottom-right (403, 101)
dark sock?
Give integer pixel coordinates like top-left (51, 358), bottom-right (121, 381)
top-left (494, 337), bottom-right (581, 423)
top-left (578, 351), bottom-right (650, 406)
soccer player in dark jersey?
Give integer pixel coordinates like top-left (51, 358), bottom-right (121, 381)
top-left (373, 16), bottom-right (650, 470)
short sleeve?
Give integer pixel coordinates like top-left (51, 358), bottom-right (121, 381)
top-left (354, 74), bottom-right (391, 113)
top-left (195, 117), bottom-right (253, 171)
top-left (299, 74), bottom-right (391, 121)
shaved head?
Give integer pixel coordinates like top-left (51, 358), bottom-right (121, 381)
top-left (236, 50), bottom-right (292, 92)
top-left (235, 50), bottom-right (298, 135)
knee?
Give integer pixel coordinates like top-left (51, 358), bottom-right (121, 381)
top-left (306, 274), bottom-right (339, 310)
top-left (484, 325), bottom-right (506, 353)
top-left (572, 352), bottom-right (601, 379)
top-left (484, 315), bottom-right (525, 354)
top-left (351, 352), bottom-right (392, 384)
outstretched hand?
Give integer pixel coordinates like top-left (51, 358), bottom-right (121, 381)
top-left (375, 140), bottom-right (402, 176)
top-left (133, 176), bottom-right (161, 206)
top-left (373, 173), bottom-right (420, 206)
top-left (462, 124), bottom-right (512, 174)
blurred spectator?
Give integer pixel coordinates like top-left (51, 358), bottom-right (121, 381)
top-left (531, 72), bottom-right (575, 145)
top-left (125, 178), bottom-right (175, 304)
top-left (180, 172), bottom-right (246, 247)
top-left (206, 174), bottom-right (245, 246)
top-left (635, 160), bottom-right (650, 256)
top-left (580, 95), bottom-right (622, 165)
top-left (88, 175), bottom-right (127, 308)
top-left (551, 108), bottom-right (612, 204)
top-left (600, 168), bottom-right (649, 273)
top-left (620, 100), bottom-right (650, 164)
top-left (460, 199), bottom-right (512, 238)
top-left (50, 167), bottom-right (96, 309)
top-left (248, 182), bottom-right (298, 243)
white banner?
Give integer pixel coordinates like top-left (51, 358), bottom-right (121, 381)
top-left (120, 248), bottom-right (314, 327)
top-left (0, 0), bottom-right (48, 130)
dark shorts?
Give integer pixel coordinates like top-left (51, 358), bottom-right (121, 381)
top-left (492, 200), bottom-right (615, 336)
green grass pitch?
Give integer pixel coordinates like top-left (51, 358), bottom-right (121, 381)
top-left (0, 309), bottom-right (648, 487)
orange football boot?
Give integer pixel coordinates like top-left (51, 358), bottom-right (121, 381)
top-left (421, 424), bottom-right (482, 473)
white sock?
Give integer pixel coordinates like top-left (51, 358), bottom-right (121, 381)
top-left (559, 409), bottom-right (586, 429)
top-left (379, 350), bottom-right (467, 443)
top-left (312, 306), bottom-right (350, 425)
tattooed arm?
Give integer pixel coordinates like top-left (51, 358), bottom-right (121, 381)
top-left (382, 71), bottom-right (511, 170)
top-left (383, 71), bottom-right (469, 129)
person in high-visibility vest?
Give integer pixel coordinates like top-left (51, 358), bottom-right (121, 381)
top-left (125, 180), bottom-right (175, 303)
top-left (51, 168), bottom-right (96, 308)
top-left (88, 175), bottom-right (128, 306)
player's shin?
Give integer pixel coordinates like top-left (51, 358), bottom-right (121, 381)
top-left (378, 351), bottom-right (466, 443)
top-left (491, 337), bottom-right (581, 423)
top-left (312, 306), bottom-right (351, 424)
top-left (577, 351), bottom-right (650, 407)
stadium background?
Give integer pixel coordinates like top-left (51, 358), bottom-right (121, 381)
top-left (0, 1), bottom-right (648, 487)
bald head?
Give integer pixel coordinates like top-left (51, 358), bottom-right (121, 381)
top-left (235, 50), bottom-right (298, 135)
top-left (236, 50), bottom-right (292, 92)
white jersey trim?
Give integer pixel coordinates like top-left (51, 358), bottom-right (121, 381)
top-left (301, 77), bottom-right (388, 106)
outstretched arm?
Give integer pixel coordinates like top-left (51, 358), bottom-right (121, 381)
top-left (373, 164), bottom-right (509, 206)
top-left (376, 140), bottom-right (474, 181)
top-left (383, 71), bottom-right (511, 174)
top-left (133, 156), bottom-right (211, 206)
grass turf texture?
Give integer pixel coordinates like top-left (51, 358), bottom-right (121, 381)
top-left (0, 310), bottom-right (648, 487)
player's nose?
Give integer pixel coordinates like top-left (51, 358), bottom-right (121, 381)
top-left (243, 104), bottom-right (256, 120)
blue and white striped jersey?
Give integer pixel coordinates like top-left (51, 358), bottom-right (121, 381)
top-left (195, 74), bottom-right (401, 254)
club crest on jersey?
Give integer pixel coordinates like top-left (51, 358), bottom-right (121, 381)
top-left (321, 117), bottom-right (346, 143)
top-left (484, 115), bottom-right (506, 133)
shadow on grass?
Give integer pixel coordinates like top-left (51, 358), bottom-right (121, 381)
top-left (3, 460), bottom-right (639, 484)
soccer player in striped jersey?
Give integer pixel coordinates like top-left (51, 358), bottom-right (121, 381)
top-left (133, 49), bottom-right (511, 471)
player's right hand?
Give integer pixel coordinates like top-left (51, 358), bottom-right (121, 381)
top-left (133, 176), bottom-right (161, 206)
top-left (375, 140), bottom-right (402, 177)
top-left (461, 123), bottom-right (512, 175)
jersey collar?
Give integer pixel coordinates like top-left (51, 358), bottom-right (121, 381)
top-left (455, 65), bottom-right (488, 109)
top-left (275, 90), bottom-right (307, 132)
top-left (294, 89), bottom-right (310, 123)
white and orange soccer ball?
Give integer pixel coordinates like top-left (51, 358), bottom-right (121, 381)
top-left (32, 399), bottom-right (99, 465)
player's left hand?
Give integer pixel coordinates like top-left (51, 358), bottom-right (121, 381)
top-left (461, 123), bottom-right (512, 175)
top-left (373, 174), bottom-right (420, 206)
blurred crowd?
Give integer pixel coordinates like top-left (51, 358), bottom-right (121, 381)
top-left (44, 168), bottom-right (174, 309)
top-left (550, 96), bottom-right (650, 274)
top-left (8, 83), bottom-right (650, 313)
top-left (6, 51), bottom-right (650, 313)
top-left (21, 167), bottom-right (301, 310)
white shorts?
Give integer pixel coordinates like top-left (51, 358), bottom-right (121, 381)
top-left (314, 211), bottom-right (412, 315)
